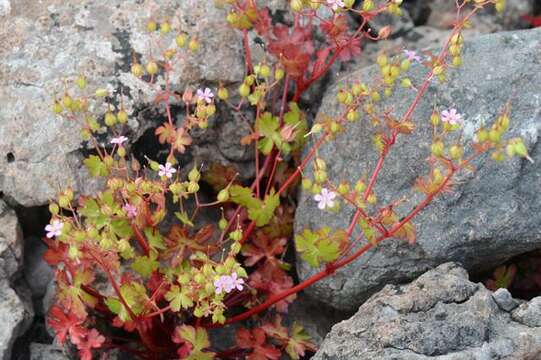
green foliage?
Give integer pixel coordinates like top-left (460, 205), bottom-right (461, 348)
top-left (295, 227), bottom-right (343, 268)
top-left (230, 185), bottom-right (280, 226)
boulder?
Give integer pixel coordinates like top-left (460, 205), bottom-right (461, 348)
top-left (295, 28), bottom-right (541, 311)
top-left (0, 200), bottom-right (34, 359)
top-left (313, 263), bottom-right (541, 359)
top-left (0, 0), bottom-right (245, 206)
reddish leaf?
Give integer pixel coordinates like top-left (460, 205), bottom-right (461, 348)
top-left (236, 328), bottom-right (281, 360)
top-left (242, 232), bottom-right (287, 267)
top-left (48, 305), bottom-right (85, 345)
top-left (522, 15), bottom-right (541, 27)
top-left (249, 261), bottom-right (295, 312)
top-left (268, 25), bottom-right (314, 78)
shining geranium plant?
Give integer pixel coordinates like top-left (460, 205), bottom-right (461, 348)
top-left (45, 0), bottom-right (525, 359)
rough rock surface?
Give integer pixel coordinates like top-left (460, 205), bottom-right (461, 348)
top-left (24, 236), bottom-right (54, 300)
top-left (423, 0), bottom-right (534, 31)
top-left (313, 263), bottom-right (541, 360)
top-left (295, 28), bottom-right (541, 311)
top-left (0, 200), bottom-right (34, 359)
top-left (30, 343), bottom-right (69, 360)
top-left (0, 0), bottom-right (244, 206)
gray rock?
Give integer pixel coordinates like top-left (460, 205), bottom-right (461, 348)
top-left (0, 0), bottom-right (244, 207)
top-left (0, 200), bottom-right (23, 278)
top-left (30, 343), bottom-right (69, 360)
top-left (492, 288), bottom-right (519, 312)
top-left (24, 236), bottom-right (54, 299)
top-left (0, 200), bottom-right (34, 359)
top-left (512, 297), bottom-right (541, 327)
top-left (295, 28), bottom-right (541, 311)
top-left (424, 0), bottom-right (534, 32)
top-left (313, 263), bottom-right (541, 360)
top-left (0, 279), bottom-right (34, 360)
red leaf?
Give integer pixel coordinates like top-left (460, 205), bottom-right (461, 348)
top-left (48, 305), bottom-right (84, 345)
top-left (268, 25), bottom-right (314, 78)
top-left (236, 328), bottom-right (281, 360)
top-left (242, 232), bottom-right (287, 267)
top-left (522, 15), bottom-right (541, 27)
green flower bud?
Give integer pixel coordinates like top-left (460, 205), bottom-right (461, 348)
top-left (146, 61), bottom-right (159, 75)
top-left (188, 167), bottom-right (201, 182)
top-left (75, 75), bottom-right (87, 90)
top-left (217, 189), bottom-right (230, 202)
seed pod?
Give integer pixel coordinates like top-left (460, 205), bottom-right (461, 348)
top-left (146, 61), bottom-right (159, 75)
top-left (217, 189), bottom-right (230, 202)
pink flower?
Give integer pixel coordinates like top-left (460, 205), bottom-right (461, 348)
top-left (314, 188), bottom-right (337, 210)
top-left (403, 49), bottom-right (422, 62)
top-left (123, 203), bottom-right (137, 218)
top-left (441, 108), bottom-right (463, 125)
top-left (45, 219), bottom-right (63, 238)
top-left (327, 0), bottom-right (345, 10)
top-left (196, 88), bottom-right (214, 104)
top-left (111, 136), bottom-right (128, 145)
top-left (158, 162), bottom-right (177, 179)
top-left (214, 272), bottom-right (245, 294)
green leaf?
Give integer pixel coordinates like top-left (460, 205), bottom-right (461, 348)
top-left (110, 219), bottom-right (133, 238)
top-left (131, 255), bottom-right (159, 278)
top-left (255, 112), bottom-right (280, 155)
top-left (229, 185), bottom-right (261, 209)
top-left (165, 285), bottom-right (194, 312)
top-left (84, 155), bottom-right (108, 177)
top-left (175, 211), bottom-right (194, 227)
top-left (230, 186), bottom-right (279, 227)
top-left (79, 199), bottom-right (100, 218)
top-left (144, 227), bottom-right (166, 250)
top-left (105, 297), bottom-right (121, 315)
top-left (295, 227), bottom-right (341, 268)
top-left (255, 112), bottom-right (279, 137)
top-left (175, 326), bottom-right (214, 359)
top-left (247, 190), bottom-right (280, 227)
top-left (258, 137), bottom-right (275, 155)
top-left (358, 217), bottom-right (377, 245)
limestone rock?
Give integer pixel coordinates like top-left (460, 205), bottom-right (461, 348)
top-left (295, 28), bottom-right (541, 311)
top-left (313, 263), bottom-right (541, 359)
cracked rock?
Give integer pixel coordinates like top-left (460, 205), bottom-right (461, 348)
top-left (295, 28), bottom-right (541, 311)
top-left (313, 263), bottom-right (541, 360)
top-left (0, 0), bottom-right (245, 207)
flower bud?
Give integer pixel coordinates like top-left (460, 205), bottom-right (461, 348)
top-left (176, 33), bottom-right (187, 48)
top-left (146, 61), bottom-right (159, 75)
top-left (217, 189), bottom-right (230, 202)
top-left (117, 110), bottom-right (128, 124)
top-left (131, 63), bottom-right (144, 77)
top-left (219, 218), bottom-right (228, 230)
top-left (188, 38), bottom-right (200, 52)
top-left (290, 0), bottom-right (303, 12)
top-left (275, 68), bottom-right (285, 80)
top-left (187, 181), bottom-right (199, 193)
top-left (49, 203), bottom-right (60, 215)
top-left (354, 180), bottom-right (366, 193)
top-left (238, 83), bottom-right (250, 97)
top-left (431, 141), bottom-right (444, 157)
top-left (302, 178), bottom-right (312, 190)
top-left (188, 167), bottom-right (201, 182)
top-left (104, 112), bottom-right (117, 126)
top-left (146, 20), bottom-right (157, 32)
top-left (449, 145), bottom-right (463, 160)
top-left (217, 87), bottom-right (229, 100)
top-left (338, 182), bottom-right (349, 195)
top-left (160, 21), bottom-right (171, 34)
top-left (75, 75), bottom-right (87, 90)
